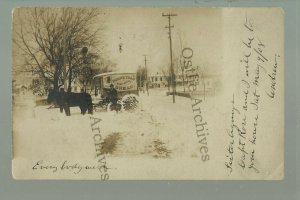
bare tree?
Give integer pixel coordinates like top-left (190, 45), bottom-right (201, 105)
top-left (175, 31), bottom-right (186, 92)
top-left (13, 8), bottom-right (107, 92)
top-left (136, 66), bottom-right (147, 88)
top-left (160, 67), bottom-right (171, 92)
top-left (74, 51), bottom-right (117, 93)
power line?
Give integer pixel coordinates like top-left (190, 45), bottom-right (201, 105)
top-left (162, 13), bottom-right (177, 103)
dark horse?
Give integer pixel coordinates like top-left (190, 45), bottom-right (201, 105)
top-left (47, 89), bottom-right (93, 116)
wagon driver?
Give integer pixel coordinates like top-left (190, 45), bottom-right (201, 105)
top-left (108, 84), bottom-right (118, 105)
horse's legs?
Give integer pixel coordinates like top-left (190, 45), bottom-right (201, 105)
top-left (63, 104), bottom-right (71, 116)
top-left (60, 105), bottom-right (63, 113)
top-left (80, 106), bottom-right (84, 114)
top-left (88, 105), bottom-right (93, 114)
top-left (80, 104), bottom-right (87, 115)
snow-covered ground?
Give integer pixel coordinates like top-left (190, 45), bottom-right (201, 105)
top-left (13, 88), bottom-right (218, 179)
top-left (13, 89), bottom-right (201, 159)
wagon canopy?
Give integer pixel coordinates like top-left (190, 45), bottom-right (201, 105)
top-left (93, 72), bottom-right (137, 91)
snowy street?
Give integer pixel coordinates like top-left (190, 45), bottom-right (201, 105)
top-left (13, 88), bottom-right (202, 163)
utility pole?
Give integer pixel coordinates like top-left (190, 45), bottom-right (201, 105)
top-left (139, 65), bottom-right (142, 89)
top-left (162, 13), bottom-right (177, 103)
top-left (143, 54), bottom-right (149, 96)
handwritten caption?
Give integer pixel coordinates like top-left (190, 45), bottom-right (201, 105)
top-left (32, 160), bottom-right (108, 175)
top-left (225, 15), bottom-right (280, 175)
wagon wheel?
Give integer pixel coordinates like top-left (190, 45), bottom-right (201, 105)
top-left (122, 95), bottom-right (139, 112)
top-left (93, 99), bottom-right (108, 112)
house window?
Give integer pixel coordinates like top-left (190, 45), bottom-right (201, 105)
top-left (160, 77), bottom-right (162, 81)
top-left (155, 77), bottom-right (158, 82)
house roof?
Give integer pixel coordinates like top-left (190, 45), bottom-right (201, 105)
top-left (148, 72), bottom-right (165, 77)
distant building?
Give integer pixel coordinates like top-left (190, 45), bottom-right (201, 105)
top-left (148, 72), bottom-right (168, 88)
top-left (69, 79), bottom-right (90, 93)
top-left (13, 69), bottom-right (46, 95)
top-left (147, 71), bottom-right (199, 89)
top-left (148, 71), bottom-right (215, 95)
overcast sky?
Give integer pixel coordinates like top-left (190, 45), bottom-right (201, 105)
top-left (101, 8), bottom-right (222, 76)
top-left (13, 8), bottom-right (222, 80)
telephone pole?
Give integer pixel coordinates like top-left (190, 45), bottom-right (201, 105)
top-left (138, 65), bottom-right (142, 89)
top-left (143, 54), bottom-right (149, 96)
top-left (162, 13), bottom-right (177, 103)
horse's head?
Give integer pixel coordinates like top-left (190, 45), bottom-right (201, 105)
top-left (47, 89), bottom-right (58, 104)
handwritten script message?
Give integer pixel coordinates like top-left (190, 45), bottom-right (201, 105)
top-left (32, 160), bottom-right (108, 175)
top-left (224, 15), bottom-right (280, 175)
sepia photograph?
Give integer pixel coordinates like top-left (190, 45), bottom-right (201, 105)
top-left (12, 7), bottom-right (284, 180)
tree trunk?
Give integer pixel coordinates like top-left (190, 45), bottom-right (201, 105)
top-left (53, 76), bottom-right (59, 92)
top-left (68, 68), bottom-right (73, 92)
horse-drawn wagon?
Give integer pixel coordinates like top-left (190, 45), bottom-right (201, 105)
top-left (92, 72), bottom-right (139, 112)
